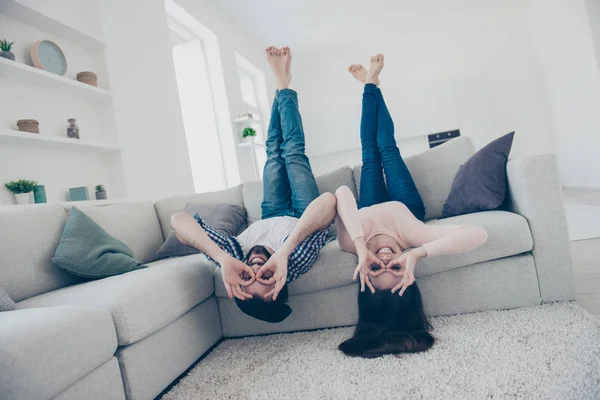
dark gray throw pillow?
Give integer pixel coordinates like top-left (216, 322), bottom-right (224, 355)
top-left (442, 132), bottom-right (515, 218)
top-left (52, 208), bottom-right (146, 278)
top-left (0, 286), bottom-right (15, 312)
top-left (156, 203), bottom-right (247, 259)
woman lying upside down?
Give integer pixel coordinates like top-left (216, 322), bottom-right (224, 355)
top-left (336, 54), bottom-right (488, 358)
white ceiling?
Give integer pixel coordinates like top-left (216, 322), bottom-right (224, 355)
top-left (211, 0), bottom-right (522, 53)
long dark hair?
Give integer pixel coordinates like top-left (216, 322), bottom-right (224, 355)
top-left (339, 283), bottom-right (434, 358)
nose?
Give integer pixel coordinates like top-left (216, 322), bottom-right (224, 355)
top-left (378, 255), bottom-right (392, 265)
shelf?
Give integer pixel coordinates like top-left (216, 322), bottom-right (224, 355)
top-left (0, 129), bottom-right (121, 155)
top-left (0, 57), bottom-right (112, 103)
top-left (238, 141), bottom-right (265, 148)
top-left (0, 0), bottom-right (106, 49)
top-left (232, 114), bottom-right (261, 124)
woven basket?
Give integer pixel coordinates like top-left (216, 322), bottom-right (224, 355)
top-left (17, 119), bottom-right (39, 134)
top-left (76, 71), bottom-right (98, 87)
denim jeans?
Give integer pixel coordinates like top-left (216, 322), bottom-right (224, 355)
top-left (358, 84), bottom-right (426, 221)
top-left (261, 89), bottom-right (319, 219)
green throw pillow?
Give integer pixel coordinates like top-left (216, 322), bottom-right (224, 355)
top-left (52, 207), bottom-right (146, 279)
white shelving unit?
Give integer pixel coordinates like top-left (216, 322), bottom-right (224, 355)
top-left (0, 1), bottom-right (128, 205)
top-left (0, 57), bottom-right (112, 103)
top-left (0, 129), bottom-right (120, 155)
top-left (237, 141), bottom-right (265, 148)
top-left (0, 0), bottom-right (106, 49)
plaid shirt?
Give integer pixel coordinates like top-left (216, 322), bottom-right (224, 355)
top-left (194, 214), bottom-right (331, 282)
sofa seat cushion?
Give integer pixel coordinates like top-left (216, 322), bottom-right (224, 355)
top-left (415, 210), bottom-right (533, 277)
top-left (0, 306), bottom-right (117, 400)
top-left (16, 255), bottom-right (215, 346)
top-left (215, 240), bottom-right (358, 298)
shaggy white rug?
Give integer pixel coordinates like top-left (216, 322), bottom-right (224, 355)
top-left (163, 303), bottom-right (600, 399)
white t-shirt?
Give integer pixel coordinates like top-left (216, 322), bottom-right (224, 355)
top-left (237, 216), bottom-right (298, 253)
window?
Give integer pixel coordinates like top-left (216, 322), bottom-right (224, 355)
top-left (235, 52), bottom-right (270, 178)
top-left (166, 0), bottom-right (241, 190)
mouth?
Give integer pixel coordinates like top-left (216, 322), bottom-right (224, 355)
top-left (248, 254), bottom-right (267, 265)
top-left (376, 247), bottom-right (394, 255)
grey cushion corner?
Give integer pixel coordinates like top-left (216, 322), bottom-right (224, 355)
top-left (316, 165), bottom-right (357, 197)
top-left (156, 202), bottom-right (247, 259)
top-left (0, 286), bottom-right (16, 312)
top-left (442, 132), bottom-right (515, 218)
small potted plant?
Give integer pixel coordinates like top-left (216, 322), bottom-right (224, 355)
top-left (5, 179), bottom-right (38, 205)
top-left (242, 127), bottom-right (257, 143)
top-left (95, 184), bottom-right (107, 200)
top-left (0, 39), bottom-right (15, 61)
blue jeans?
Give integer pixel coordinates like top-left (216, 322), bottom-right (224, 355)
top-left (261, 89), bottom-right (320, 219)
top-left (358, 84), bottom-right (426, 221)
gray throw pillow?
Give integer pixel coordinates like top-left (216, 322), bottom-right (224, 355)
top-left (156, 203), bottom-right (247, 259)
top-left (442, 132), bottom-right (515, 218)
top-left (0, 286), bottom-right (15, 312)
top-left (52, 208), bottom-right (146, 279)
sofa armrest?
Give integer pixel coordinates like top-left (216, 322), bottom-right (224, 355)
top-left (506, 154), bottom-right (575, 302)
top-left (0, 306), bottom-right (118, 400)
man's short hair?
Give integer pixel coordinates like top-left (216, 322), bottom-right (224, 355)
top-left (234, 284), bottom-right (292, 323)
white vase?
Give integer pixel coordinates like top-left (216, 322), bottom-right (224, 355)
top-left (15, 192), bottom-right (32, 205)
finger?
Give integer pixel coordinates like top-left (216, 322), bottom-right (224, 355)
top-left (256, 276), bottom-right (276, 285)
top-left (353, 265), bottom-right (361, 280)
top-left (225, 283), bottom-right (234, 300)
top-left (255, 265), bottom-right (269, 279)
top-left (244, 265), bottom-right (256, 278)
top-left (365, 277), bottom-right (375, 294)
top-left (272, 277), bottom-right (286, 301)
top-left (399, 283), bottom-right (409, 297)
top-left (235, 285), bottom-right (253, 300)
top-left (240, 277), bottom-right (256, 287)
top-left (231, 285), bottom-right (245, 301)
top-left (360, 272), bottom-right (365, 292)
top-left (391, 281), bottom-right (404, 294)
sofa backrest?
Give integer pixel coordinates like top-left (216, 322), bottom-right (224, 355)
top-left (65, 202), bottom-right (164, 264)
top-left (242, 166), bottom-right (358, 224)
top-left (0, 204), bottom-right (81, 302)
top-left (353, 136), bottom-right (475, 221)
top-left (154, 185), bottom-right (245, 239)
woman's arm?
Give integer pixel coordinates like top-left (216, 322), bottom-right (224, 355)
top-left (406, 223), bottom-right (488, 258)
top-left (335, 185), bottom-right (365, 253)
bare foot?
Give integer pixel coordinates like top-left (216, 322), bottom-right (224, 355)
top-left (282, 46), bottom-right (292, 83)
top-left (366, 53), bottom-right (384, 85)
top-left (349, 64), bottom-right (380, 86)
top-left (265, 46), bottom-right (289, 90)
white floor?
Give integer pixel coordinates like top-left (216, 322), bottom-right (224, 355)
top-left (563, 187), bottom-right (600, 319)
top-left (564, 203), bottom-right (600, 241)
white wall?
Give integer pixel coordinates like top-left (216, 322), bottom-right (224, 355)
top-left (531, 0), bottom-right (600, 187)
top-left (292, 0), bottom-right (555, 176)
top-left (0, 2), bottom-right (124, 206)
top-left (101, 0), bottom-right (195, 201)
top-left (587, 0), bottom-right (600, 73)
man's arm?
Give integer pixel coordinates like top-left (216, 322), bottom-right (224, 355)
top-left (171, 213), bottom-right (232, 264)
top-left (170, 213), bottom-right (253, 300)
top-left (257, 192), bottom-right (337, 300)
top-left (278, 192), bottom-right (337, 257)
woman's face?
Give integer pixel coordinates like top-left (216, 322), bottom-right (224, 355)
top-left (366, 235), bottom-right (404, 290)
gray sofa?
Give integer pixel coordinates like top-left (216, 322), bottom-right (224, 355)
top-left (0, 137), bottom-right (575, 400)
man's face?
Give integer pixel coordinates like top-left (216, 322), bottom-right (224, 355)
top-left (242, 245), bottom-right (275, 301)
